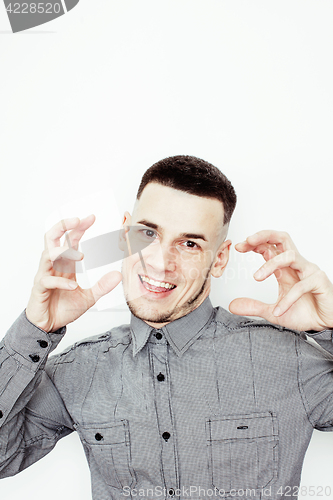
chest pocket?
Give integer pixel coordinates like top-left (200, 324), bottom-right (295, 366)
top-left (74, 420), bottom-right (136, 489)
top-left (206, 411), bottom-right (278, 493)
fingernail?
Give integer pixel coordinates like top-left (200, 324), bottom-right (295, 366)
top-left (68, 282), bottom-right (78, 289)
top-left (254, 269), bottom-right (264, 279)
top-left (273, 307), bottom-right (281, 317)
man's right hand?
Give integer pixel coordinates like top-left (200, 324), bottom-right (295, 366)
top-left (26, 215), bottom-right (122, 333)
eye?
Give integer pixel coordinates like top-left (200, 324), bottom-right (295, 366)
top-left (141, 229), bottom-right (157, 239)
top-left (182, 240), bottom-right (199, 249)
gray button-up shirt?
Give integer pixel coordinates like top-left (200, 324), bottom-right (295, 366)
top-left (1, 298), bottom-right (333, 499)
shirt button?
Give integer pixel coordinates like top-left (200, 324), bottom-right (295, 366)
top-left (29, 354), bottom-right (40, 363)
top-left (0, 410), bottom-right (3, 419)
top-left (162, 431), bottom-right (171, 441)
top-left (168, 488), bottom-right (175, 497)
top-left (37, 340), bottom-right (48, 348)
top-left (95, 433), bottom-right (103, 441)
top-left (157, 373), bottom-right (165, 382)
top-left (155, 332), bottom-right (163, 340)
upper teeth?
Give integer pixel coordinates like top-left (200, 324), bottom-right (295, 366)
top-left (141, 276), bottom-right (175, 289)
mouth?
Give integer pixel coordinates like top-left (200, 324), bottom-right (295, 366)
top-left (139, 274), bottom-right (177, 293)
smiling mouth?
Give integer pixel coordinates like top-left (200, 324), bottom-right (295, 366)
top-left (139, 275), bottom-right (177, 292)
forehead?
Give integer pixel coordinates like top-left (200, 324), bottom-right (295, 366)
top-left (133, 183), bottom-right (224, 237)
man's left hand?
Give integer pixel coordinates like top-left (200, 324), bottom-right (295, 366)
top-left (229, 230), bottom-right (333, 332)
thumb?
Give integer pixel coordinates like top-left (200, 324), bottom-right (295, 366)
top-left (90, 271), bottom-right (122, 305)
top-left (229, 297), bottom-right (271, 320)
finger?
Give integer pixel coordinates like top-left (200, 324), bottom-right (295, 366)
top-left (36, 275), bottom-right (78, 293)
top-left (85, 271), bottom-right (122, 307)
top-left (235, 241), bottom-right (281, 262)
top-left (45, 215), bottom-right (95, 251)
top-left (229, 297), bottom-right (273, 320)
top-left (50, 246), bottom-right (83, 263)
top-left (35, 247), bottom-right (84, 278)
top-left (253, 250), bottom-right (319, 282)
top-left (236, 230), bottom-right (297, 254)
top-left (248, 243), bottom-right (280, 262)
top-left (66, 214), bottom-right (96, 249)
top-left (44, 217), bottom-right (81, 250)
top-left (273, 270), bottom-right (327, 317)
top-left (52, 247), bottom-right (84, 273)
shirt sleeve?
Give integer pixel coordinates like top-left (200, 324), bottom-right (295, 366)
top-left (0, 311), bottom-right (74, 478)
top-left (305, 328), bottom-right (333, 356)
top-left (297, 333), bottom-right (333, 431)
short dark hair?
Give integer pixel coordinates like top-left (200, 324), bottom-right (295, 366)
top-left (137, 155), bottom-right (237, 225)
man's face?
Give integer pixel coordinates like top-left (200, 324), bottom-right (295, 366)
top-left (121, 183), bottom-right (231, 327)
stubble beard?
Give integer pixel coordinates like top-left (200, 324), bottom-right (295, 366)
top-left (124, 267), bottom-right (212, 325)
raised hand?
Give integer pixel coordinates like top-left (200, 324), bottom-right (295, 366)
top-left (26, 215), bottom-right (122, 332)
top-left (229, 230), bottom-right (333, 332)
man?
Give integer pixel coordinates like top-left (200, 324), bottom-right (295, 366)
top-left (0, 155), bottom-right (333, 499)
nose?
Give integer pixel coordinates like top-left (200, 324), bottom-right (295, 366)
top-left (143, 241), bottom-right (177, 275)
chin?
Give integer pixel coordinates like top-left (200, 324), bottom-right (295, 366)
top-left (126, 299), bottom-right (176, 324)
top-left (126, 286), bottom-right (209, 325)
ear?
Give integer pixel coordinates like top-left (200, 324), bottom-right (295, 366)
top-left (118, 211), bottom-right (132, 251)
top-left (210, 239), bottom-right (232, 278)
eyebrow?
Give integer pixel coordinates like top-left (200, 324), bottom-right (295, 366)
top-left (137, 220), bottom-right (159, 230)
top-left (136, 220), bottom-right (208, 242)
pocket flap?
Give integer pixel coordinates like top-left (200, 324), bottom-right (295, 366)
top-left (75, 420), bottom-right (130, 446)
top-left (207, 411), bottom-right (277, 441)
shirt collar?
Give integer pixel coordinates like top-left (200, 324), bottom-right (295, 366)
top-left (130, 297), bottom-right (215, 357)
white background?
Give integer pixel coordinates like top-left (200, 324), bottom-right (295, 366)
top-left (1, 1), bottom-right (333, 499)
